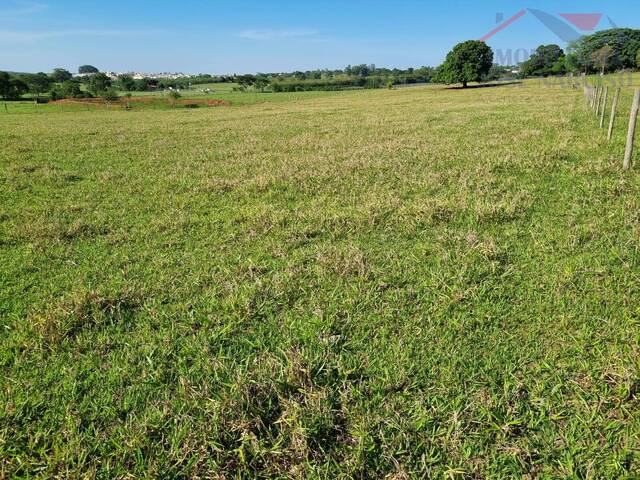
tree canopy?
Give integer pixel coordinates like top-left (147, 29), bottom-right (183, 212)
top-left (51, 68), bottom-right (73, 83)
top-left (116, 74), bottom-right (136, 92)
top-left (0, 73), bottom-right (28, 100)
top-left (0, 72), bottom-right (11, 99)
top-left (78, 65), bottom-right (100, 74)
top-left (22, 72), bottom-right (52, 98)
top-left (87, 73), bottom-right (112, 96)
top-left (434, 40), bottom-right (493, 87)
top-left (50, 79), bottom-right (84, 100)
top-left (522, 45), bottom-right (565, 77)
top-left (570, 28), bottom-right (640, 73)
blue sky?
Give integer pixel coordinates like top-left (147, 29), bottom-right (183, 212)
top-left (1, 0), bottom-right (639, 74)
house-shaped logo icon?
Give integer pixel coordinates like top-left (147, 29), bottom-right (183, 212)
top-left (481, 9), bottom-right (616, 43)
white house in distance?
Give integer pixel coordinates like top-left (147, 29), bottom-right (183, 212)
top-left (73, 71), bottom-right (191, 80)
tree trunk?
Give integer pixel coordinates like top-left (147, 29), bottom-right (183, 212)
top-left (463, 81), bottom-right (468, 88)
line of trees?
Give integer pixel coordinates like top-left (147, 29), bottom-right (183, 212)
top-left (4, 29), bottom-right (640, 101)
top-left (0, 72), bottom-right (54, 100)
top-left (0, 69), bottom-right (119, 102)
top-left (0, 66), bottom-right (235, 101)
top-left (435, 28), bottom-right (640, 88)
top-left (230, 65), bottom-right (437, 93)
top-left (522, 29), bottom-right (640, 77)
top-left (0, 72), bottom-right (29, 100)
top-left (570, 28), bottom-right (640, 74)
top-left (271, 77), bottom-right (378, 92)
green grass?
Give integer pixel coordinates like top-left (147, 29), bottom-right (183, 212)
top-left (129, 82), bottom-right (240, 96)
top-left (2, 80), bottom-right (640, 478)
top-left (1, 89), bottom-right (350, 114)
top-left (183, 82), bottom-right (240, 93)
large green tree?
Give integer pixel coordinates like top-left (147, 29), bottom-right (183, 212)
top-left (51, 68), bottom-right (73, 83)
top-left (254, 76), bottom-right (270, 92)
top-left (0, 73), bottom-right (29, 100)
top-left (116, 74), bottom-right (136, 92)
top-left (522, 45), bottom-right (564, 77)
top-left (571, 28), bottom-right (640, 73)
top-left (50, 79), bottom-right (84, 100)
top-left (435, 40), bottom-right (493, 88)
top-left (78, 65), bottom-right (99, 74)
top-left (9, 79), bottom-right (28, 100)
top-left (22, 72), bottom-right (52, 99)
top-left (236, 74), bottom-right (257, 88)
top-left (87, 73), bottom-right (112, 96)
top-left (0, 71), bottom-right (10, 99)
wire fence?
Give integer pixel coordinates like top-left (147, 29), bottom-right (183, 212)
top-left (583, 81), bottom-right (640, 170)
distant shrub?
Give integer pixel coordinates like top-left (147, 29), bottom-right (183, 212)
top-left (365, 77), bottom-right (383, 89)
top-left (50, 80), bottom-right (85, 100)
top-left (101, 88), bottom-right (119, 102)
top-left (270, 77), bottom-right (370, 92)
top-left (167, 90), bottom-right (181, 108)
top-left (78, 65), bottom-right (99, 74)
top-left (51, 68), bottom-right (73, 83)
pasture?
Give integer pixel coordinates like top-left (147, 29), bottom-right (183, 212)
top-left (0, 89), bottom-right (348, 113)
top-left (130, 82), bottom-right (241, 97)
top-left (2, 79), bottom-right (640, 478)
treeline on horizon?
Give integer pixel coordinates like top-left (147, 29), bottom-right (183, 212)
top-left (520, 28), bottom-right (640, 77)
top-left (247, 65), bottom-right (441, 92)
top-left (0, 64), bottom-right (444, 101)
top-left (2, 28), bottom-right (640, 101)
top-left (0, 63), bottom-right (517, 101)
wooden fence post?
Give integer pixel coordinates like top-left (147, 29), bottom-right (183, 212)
top-left (597, 86), bottom-right (603, 113)
top-left (623, 88), bottom-right (640, 170)
top-left (596, 86), bottom-right (604, 112)
top-left (598, 85), bottom-right (604, 116)
top-left (608, 88), bottom-right (621, 141)
top-left (600, 87), bottom-right (608, 129)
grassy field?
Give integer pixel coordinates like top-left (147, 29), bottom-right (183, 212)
top-left (130, 82), bottom-right (241, 97)
top-left (0, 89), bottom-right (350, 114)
top-left (2, 79), bottom-right (640, 478)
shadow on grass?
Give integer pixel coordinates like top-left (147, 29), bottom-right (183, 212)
top-left (445, 81), bottom-right (524, 90)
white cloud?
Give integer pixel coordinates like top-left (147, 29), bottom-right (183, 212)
top-left (0, 1), bottom-right (48, 16)
top-left (237, 28), bottom-right (319, 40)
top-left (0, 29), bottom-right (155, 44)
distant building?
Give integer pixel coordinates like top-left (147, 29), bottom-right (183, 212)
top-left (74, 71), bottom-right (192, 80)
